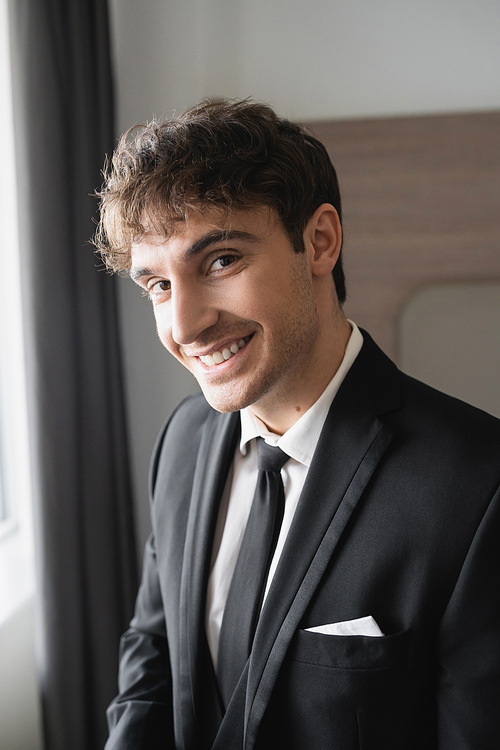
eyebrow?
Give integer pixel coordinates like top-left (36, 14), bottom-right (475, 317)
top-left (130, 229), bottom-right (258, 282)
top-left (185, 229), bottom-right (258, 258)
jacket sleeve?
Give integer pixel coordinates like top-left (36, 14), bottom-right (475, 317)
top-left (436, 483), bottom-right (500, 749)
top-left (105, 413), bottom-right (179, 750)
top-left (105, 533), bottom-right (175, 749)
top-left (105, 396), bottom-right (209, 749)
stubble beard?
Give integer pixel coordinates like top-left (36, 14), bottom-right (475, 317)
top-left (199, 260), bottom-right (321, 415)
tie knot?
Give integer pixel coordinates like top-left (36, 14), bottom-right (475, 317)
top-left (256, 437), bottom-right (289, 473)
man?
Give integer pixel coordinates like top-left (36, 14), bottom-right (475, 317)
top-left (96, 100), bottom-right (500, 749)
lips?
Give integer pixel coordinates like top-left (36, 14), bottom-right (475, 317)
top-left (199, 335), bottom-right (252, 367)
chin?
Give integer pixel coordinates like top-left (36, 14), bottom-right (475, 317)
top-left (199, 380), bottom-right (266, 414)
top-left (201, 395), bottom-right (244, 414)
top-left (200, 389), bottom-right (249, 414)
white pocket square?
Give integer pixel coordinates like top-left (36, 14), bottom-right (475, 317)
top-left (305, 615), bottom-right (384, 637)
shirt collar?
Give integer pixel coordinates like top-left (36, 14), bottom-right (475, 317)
top-left (239, 321), bottom-right (364, 467)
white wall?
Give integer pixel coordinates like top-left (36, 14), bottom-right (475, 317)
top-left (107, 0), bottom-right (500, 553)
top-left (109, 0), bottom-right (500, 131)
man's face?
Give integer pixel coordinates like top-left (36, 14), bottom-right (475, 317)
top-left (130, 207), bottom-right (322, 417)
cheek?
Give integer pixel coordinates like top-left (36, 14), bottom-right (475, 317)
top-left (216, 284), bottom-right (253, 316)
top-left (154, 308), bottom-right (174, 351)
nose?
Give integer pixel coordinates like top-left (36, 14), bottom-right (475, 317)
top-left (169, 283), bottom-right (219, 345)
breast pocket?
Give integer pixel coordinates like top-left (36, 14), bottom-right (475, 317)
top-left (267, 629), bottom-right (414, 749)
top-left (289, 627), bottom-right (410, 670)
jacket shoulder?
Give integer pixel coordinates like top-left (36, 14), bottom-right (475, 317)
top-left (388, 370), bottom-right (500, 498)
top-left (398, 369), bottom-right (500, 438)
top-left (148, 393), bottom-right (215, 497)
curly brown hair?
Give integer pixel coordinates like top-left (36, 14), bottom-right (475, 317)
top-left (95, 99), bottom-right (346, 303)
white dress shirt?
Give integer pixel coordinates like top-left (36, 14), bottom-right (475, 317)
top-left (206, 322), bottom-right (364, 668)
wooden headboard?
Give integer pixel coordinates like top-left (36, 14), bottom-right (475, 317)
top-left (307, 111), bottom-right (500, 360)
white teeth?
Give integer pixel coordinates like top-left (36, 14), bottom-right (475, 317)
top-left (200, 336), bottom-right (251, 367)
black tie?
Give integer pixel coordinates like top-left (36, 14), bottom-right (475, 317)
top-left (217, 438), bottom-right (289, 708)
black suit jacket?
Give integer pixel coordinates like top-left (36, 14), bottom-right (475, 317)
top-left (106, 332), bottom-right (500, 749)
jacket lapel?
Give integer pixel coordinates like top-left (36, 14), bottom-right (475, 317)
top-left (178, 408), bottom-right (240, 750)
top-left (243, 333), bottom-right (403, 748)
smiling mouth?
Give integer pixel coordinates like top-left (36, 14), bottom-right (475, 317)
top-left (199, 335), bottom-right (253, 367)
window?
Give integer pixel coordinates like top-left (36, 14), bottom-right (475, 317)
top-left (0, 0), bottom-right (35, 625)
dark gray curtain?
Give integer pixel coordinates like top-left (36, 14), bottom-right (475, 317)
top-left (8, 1), bottom-right (138, 749)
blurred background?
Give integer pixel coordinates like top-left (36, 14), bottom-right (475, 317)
top-left (1, 1), bottom-right (499, 748)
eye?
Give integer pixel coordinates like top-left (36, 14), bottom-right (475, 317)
top-left (211, 254), bottom-right (237, 271)
top-left (148, 279), bottom-right (171, 295)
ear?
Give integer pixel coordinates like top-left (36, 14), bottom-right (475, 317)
top-left (304, 203), bottom-right (342, 277)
